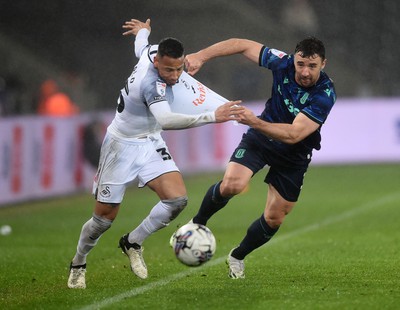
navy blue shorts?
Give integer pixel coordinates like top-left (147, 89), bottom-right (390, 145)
top-left (229, 132), bottom-right (311, 202)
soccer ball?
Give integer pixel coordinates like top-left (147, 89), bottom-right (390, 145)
top-left (171, 223), bottom-right (216, 266)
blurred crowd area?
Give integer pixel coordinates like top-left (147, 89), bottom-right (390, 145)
top-left (0, 0), bottom-right (399, 116)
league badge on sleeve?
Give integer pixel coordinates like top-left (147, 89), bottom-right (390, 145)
top-left (270, 48), bottom-right (287, 58)
top-left (156, 81), bottom-right (167, 97)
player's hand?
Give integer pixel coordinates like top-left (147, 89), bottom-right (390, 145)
top-left (122, 18), bottom-right (151, 36)
top-left (233, 106), bottom-right (260, 126)
top-left (215, 100), bottom-right (244, 123)
top-left (185, 52), bottom-right (205, 76)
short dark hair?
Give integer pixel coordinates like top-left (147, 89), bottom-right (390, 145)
top-left (157, 37), bottom-right (184, 58)
top-left (295, 37), bottom-right (325, 60)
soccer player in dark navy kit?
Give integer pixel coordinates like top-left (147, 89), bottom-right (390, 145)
top-left (185, 36), bottom-right (336, 278)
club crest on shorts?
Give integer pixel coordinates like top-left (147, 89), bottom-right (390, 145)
top-left (100, 186), bottom-right (111, 198)
top-left (235, 148), bottom-right (246, 159)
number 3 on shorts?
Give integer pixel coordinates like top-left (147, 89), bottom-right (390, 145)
top-left (156, 147), bottom-right (172, 161)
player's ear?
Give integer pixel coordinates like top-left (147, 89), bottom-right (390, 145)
top-left (153, 55), bottom-right (159, 68)
top-left (321, 58), bottom-right (327, 70)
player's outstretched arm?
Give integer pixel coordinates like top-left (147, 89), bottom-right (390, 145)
top-left (235, 107), bottom-right (320, 144)
top-left (122, 18), bottom-right (151, 36)
top-left (149, 100), bottom-right (243, 130)
top-left (185, 39), bottom-right (263, 75)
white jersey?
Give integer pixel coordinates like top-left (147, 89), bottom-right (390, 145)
top-left (108, 44), bottom-right (166, 139)
top-left (110, 31), bottom-right (229, 142)
top-left (92, 29), bottom-right (233, 201)
top-left (107, 28), bottom-right (233, 140)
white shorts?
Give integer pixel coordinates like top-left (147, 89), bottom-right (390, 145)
top-left (92, 132), bottom-right (179, 203)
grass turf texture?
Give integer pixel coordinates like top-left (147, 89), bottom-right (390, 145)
top-left (0, 164), bottom-right (399, 309)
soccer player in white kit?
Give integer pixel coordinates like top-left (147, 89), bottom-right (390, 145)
top-left (67, 18), bottom-right (243, 289)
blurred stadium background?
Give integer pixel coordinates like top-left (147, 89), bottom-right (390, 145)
top-left (1, 0), bottom-right (400, 113)
top-left (1, 4), bottom-right (399, 308)
top-left (0, 0), bottom-right (399, 205)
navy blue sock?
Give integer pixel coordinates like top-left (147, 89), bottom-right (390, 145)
top-left (193, 181), bottom-right (231, 225)
top-left (231, 214), bottom-right (279, 260)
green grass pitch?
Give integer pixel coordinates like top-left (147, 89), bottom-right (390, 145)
top-left (0, 164), bottom-right (399, 309)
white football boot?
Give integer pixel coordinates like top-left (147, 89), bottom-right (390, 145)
top-left (227, 249), bottom-right (245, 279)
top-left (67, 264), bottom-right (87, 289)
top-left (119, 234), bottom-right (148, 279)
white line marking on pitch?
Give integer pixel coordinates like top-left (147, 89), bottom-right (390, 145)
top-left (79, 191), bottom-right (400, 310)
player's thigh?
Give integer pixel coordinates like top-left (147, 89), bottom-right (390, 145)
top-left (94, 201), bottom-right (120, 220)
top-left (264, 184), bottom-right (296, 227)
top-left (138, 135), bottom-right (184, 199)
top-left (220, 162), bottom-right (253, 196)
top-left (147, 171), bottom-right (186, 200)
top-left (225, 134), bottom-right (267, 195)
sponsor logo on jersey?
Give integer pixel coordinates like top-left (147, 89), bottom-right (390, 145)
top-left (192, 82), bottom-right (207, 106)
top-left (156, 81), bottom-right (166, 97)
top-left (300, 92), bottom-right (309, 104)
top-left (270, 49), bottom-right (287, 58)
top-left (284, 99), bottom-right (300, 116)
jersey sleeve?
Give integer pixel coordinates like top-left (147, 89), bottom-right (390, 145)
top-left (259, 46), bottom-right (290, 70)
top-left (141, 76), bottom-right (217, 129)
top-left (301, 84), bottom-right (336, 125)
top-left (141, 76), bottom-right (168, 107)
top-left (134, 28), bottom-right (151, 58)
top-left (149, 101), bottom-right (216, 129)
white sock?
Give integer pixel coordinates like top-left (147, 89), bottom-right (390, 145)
top-left (72, 215), bottom-right (112, 266)
top-left (128, 201), bottom-right (171, 245)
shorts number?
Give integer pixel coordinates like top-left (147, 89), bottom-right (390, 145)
top-left (156, 148), bottom-right (172, 161)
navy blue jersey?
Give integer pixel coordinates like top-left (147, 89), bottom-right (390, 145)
top-left (250, 46), bottom-right (336, 160)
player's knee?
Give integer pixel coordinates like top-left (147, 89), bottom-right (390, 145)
top-left (220, 179), bottom-right (246, 197)
top-left (265, 217), bottom-right (282, 229)
top-left (264, 212), bottom-right (285, 228)
top-left (90, 214), bottom-right (113, 239)
top-left (162, 196), bottom-right (188, 221)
